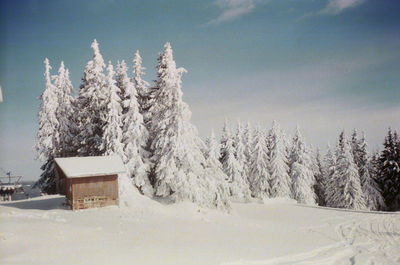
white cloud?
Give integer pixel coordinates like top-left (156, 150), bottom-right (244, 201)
top-left (319, 0), bottom-right (365, 15)
top-left (209, 0), bottom-right (259, 25)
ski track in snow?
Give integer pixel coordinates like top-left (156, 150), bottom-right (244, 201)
top-left (222, 213), bottom-right (400, 265)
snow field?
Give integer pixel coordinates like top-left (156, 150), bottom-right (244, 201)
top-left (1, 192), bottom-right (399, 265)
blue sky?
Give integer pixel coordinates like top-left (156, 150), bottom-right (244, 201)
top-left (1, 0), bottom-right (399, 180)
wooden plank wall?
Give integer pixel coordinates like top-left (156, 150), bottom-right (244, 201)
top-left (71, 175), bottom-right (119, 210)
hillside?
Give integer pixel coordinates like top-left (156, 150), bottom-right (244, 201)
top-left (1, 187), bottom-right (399, 265)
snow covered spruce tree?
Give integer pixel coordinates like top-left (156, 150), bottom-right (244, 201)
top-left (313, 148), bottom-right (326, 206)
top-left (268, 121), bottom-right (292, 199)
top-left (378, 128), bottom-right (400, 211)
top-left (115, 61), bottom-right (130, 115)
top-left (53, 61), bottom-right (77, 158)
top-left (326, 131), bottom-right (366, 210)
top-left (34, 58), bottom-right (60, 194)
top-left (350, 130), bottom-right (363, 171)
top-left (145, 52), bottom-right (164, 133)
top-left (235, 121), bottom-right (248, 178)
top-left (101, 61), bottom-right (124, 158)
top-left (357, 133), bottom-right (385, 210)
top-left (75, 39), bottom-right (108, 156)
top-left (205, 130), bottom-right (224, 174)
top-left (204, 130), bottom-right (231, 209)
top-left (243, 122), bottom-right (253, 173)
top-left (220, 124), bottom-right (251, 201)
top-left (219, 120), bottom-right (231, 163)
top-left (248, 124), bottom-right (270, 198)
top-left (116, 59), bottom-right (152, 196)
top-left (149, 43), bottom-right (229, 208)
top-left (289, 128), bottom-right (316, 205)
top-left (132, 50), bottom-right (151, 124)
top-left (324, 144), bottom-right (336, 206)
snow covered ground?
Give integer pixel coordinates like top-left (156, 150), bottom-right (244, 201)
top-left (1, 190), bottom-right (399, 265)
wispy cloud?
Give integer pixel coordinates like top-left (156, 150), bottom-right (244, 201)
top-left (208, 0), bottom-right (259, 25)
top-left (319, 0), bottom-right (365, 15)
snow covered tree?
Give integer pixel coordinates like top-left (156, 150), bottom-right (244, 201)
top-left (268, 121), bottom-right (292, 199)
top-left (313, 148), bottom-right (326, 206)
top-left (34, 58), bottom-right (59, 194)
top-left (149, 42), bottom-right (229, 208)
top-left (378, 128), bottom-right (400, 211)
top-left (350, 129), bottom-right (362, 171)
top-left (101, 61), bottom-right (124, 158)
top-left (132, 50), bottom-right (151, 124)
top-left (324, 145), bottom-right (337, 207)
top-left (116, 60), bottom-right (151, 196)
top-left (357, 133), bottom-right (385, 211)
top-left (235, 121), bottom-right (248, 178)
top-left (146, 52), bottom-right (163, 135)
top-left (220, 128), bottom-right (251, 201)
top-left (327, 131), bottom-right (366, 210)
top-left (248, 124), bottom-right (270, 198)
top-left (289, 128), bottom-right (316, 205)
top-left (336, 130), bottom-right (346, 157)
top-left (53, 61), bottom-right (76, 157)
top-left (75, 39), bottom-right (108, 156)
top-left (205, 130), bottom-right (221, 167)
top-left (115, 60), bottom-right (130, 115)
top-left (204, 130), bottom-right (231, 209)
top-left (243, 122), bottom-right (253, 168)
top-left (219, 119), bottom-right (231, 165)
top-left (369, 150), bottom-right (380, 180)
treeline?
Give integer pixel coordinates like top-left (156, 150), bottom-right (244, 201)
top-left (35, 40), bottom-right (400, 211)
top-left (218, 121), bottom-right (400, 211)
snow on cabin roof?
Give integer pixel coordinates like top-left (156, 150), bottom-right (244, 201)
top-left (55, 156), bottom-right (126, 178)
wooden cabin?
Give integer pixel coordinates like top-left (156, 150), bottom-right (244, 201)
top-left (54, 156), bottom-right (125, 210)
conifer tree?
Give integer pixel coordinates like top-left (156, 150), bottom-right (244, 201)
top-left (221, 130), bottom-right (251, 201)
top-left (116, 60), bottom-right (151, 195)
top-left (268, 121), bottom-right (292, 198)
top-left (133, 50), bottom-right (151, 124)
top-left (115, 60), bottom-right (130, 115)
top-left (204, 130), bottom-right (231, 209)
top-left (313, 148), bottom-right (326, 206)
top-left (149, 43), bottom-right (229, 208)
top-left (243, 122), bottom-right (253, 170)
top-left (249, 124), bottom-right (270, 198)
top-left (357, 133), bottom-right (385, 210)
top-left (327, 131), bottom-right (366, 210)
top-left (351, 129), bottom-right (363, 171)
top-left (53, 61), bottom-right (76, 157)
top-left (235, 121), bottom-right (248, 178)
top-left (102, 61), bottom-right (124, 158)
top-left (146, 52), bottom-right (163, 134)
top-left (289, 128), bottom-right (316, 205)
top-left (34, 58), bottom-right (59, 194)
top-left (75, 39), bottom-right (108, 156)
top-left (219, 119), bottom-right (231, 164)
top-left (378, 128), bottom-right (400, 210)
top-left (335, 131), bottom-right (346, 157)
top-left (369, 150), bottom-right (380, 180)
top-left (324, 144), bottom-right (337, 207)
top-left (205, 130), bottom-right (222, 167)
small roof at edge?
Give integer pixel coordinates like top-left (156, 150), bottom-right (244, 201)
top-left (55, 156), bottom-right (126, 178)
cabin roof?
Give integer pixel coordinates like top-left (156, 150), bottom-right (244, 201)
top-left (55, 156), bottom-right (126, 178)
